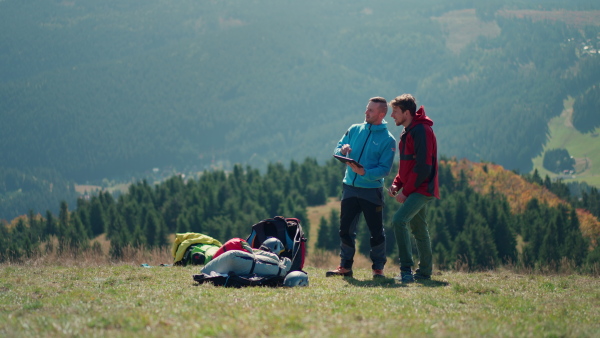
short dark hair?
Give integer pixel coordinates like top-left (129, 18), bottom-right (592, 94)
top-left (369, 96), bottom-right (388, 114)
top-left (390, 94), bottom-right (417, 116)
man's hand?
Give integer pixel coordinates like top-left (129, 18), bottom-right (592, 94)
top-left (341, 144), bottom-right (352, 156)
top-left (387, 185), bottom-right (399, 197)
top-left (348, 162), bottom-right (365, 176)
top-left (395, 191), bottom-right (407, 203)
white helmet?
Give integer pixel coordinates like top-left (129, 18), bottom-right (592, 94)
top-left (259, 237), bottom-right (285, 255)
top-left (283, 271), bottom-right (309, 287)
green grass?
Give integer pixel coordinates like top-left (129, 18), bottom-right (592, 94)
top-left (532, 97), bottom-right (600, 187)
top-left (1, 264), bottom-right (599, 337)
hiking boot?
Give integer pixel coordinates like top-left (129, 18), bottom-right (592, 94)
top-left (372, 269), bottom-right (385, 279)
top-left (413, 270), bottom-right (431, 281)
top-left (394, 271), bottom-right (414, 283)
top-left (326, 266), bottom-right (353, 277)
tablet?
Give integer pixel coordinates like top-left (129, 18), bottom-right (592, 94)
top-left (333, 155), bottom-right (363, 168)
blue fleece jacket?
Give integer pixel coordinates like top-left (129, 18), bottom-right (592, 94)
top-left (334, 120), bottom-right (396, 188)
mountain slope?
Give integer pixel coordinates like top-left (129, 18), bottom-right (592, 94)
top-left (448, 158), bottom-right (600, 243)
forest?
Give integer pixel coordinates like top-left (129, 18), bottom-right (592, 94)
top-left (1, 0), bottom-right (599, 220)
top-left (1, 158), bottom-right (599, 273)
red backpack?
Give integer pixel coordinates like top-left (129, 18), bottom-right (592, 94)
top-left (246, 216), bottom-right (307, 271)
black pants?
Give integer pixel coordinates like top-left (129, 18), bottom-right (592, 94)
top-left (339, 197), bottom-right (387, 270)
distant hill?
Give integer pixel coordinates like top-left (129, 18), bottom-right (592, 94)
top-left (447, 158), bottom-right (600, 244)
top-left (1, 0), bottom-right (600, 218)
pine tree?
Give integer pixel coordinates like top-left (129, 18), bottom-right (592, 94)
top-left (538, 220), bottom-right (560, 267)
top-left (531, 168), bottom-right (543, 185)
top-left (493, 211), bottom-right (517, 264)
top-left (430, 209), bottom-right (452, 263)
top-left (131, 224), bottom-right (147, 248)
top-left (45, 210), bottom-right (57, 237)
top-left (328, 209), bottom-right (340, 251)
top-left (27, 209), bottom-right (43, 243)
top-left (563, 208), bottom-right (588, 265)
top-left (110, 226), bottom-right (129, 259)
top-left (14, 219), bottom-right (33, 260)
top-left (316, 216), bottom-right (330, 250)
top-left (176, 213), bottom-right (191, 233)
top-left (451, 233), bottom-right (472, 270)
top-left (142, 208), bottom-right (168, 248)
top-left (90, 197), bottom-right (107, 237)
top-left (0, 222), bottom-right (9, 262)
top-left (453, 193), bottom-right (469, 236)
top-left (58, 201), bottom-right (69, 233)
top-left (464, 214), bottom-right (498, 270)
top-left (69, 213), bottom-right (89, 251)
top-left (433, 242), bottom-right (451, 270)
top-left (106, 206), bottom-right (129, 242)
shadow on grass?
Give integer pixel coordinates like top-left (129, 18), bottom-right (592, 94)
top-left (415, 279), bottom-right (449, 287)
top-left (341, 277), bottom-right (406, 288)
top-left (340, 277), bottom-right (449, 288)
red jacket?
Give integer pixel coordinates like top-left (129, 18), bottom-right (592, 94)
top-left (392, 106), bottom-right (440, 199)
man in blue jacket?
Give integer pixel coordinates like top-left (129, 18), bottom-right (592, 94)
top-left (326, 97), bottom-right (396, 279)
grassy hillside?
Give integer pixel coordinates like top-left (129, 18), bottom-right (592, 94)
top-left (1, 262), bottom-right (599, 337)
top-left (532, 97), bottom-right (600, 187)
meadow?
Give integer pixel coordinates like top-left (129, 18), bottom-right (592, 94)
top-left (532, 98), bottom-right (600, 187)
top-left (1, 249), bottom-right (599, 338)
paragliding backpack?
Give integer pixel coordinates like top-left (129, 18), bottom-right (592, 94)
top-left (192, 271), bottom-right (284, 288)
top-left (246, 216), bottom-right (307, 272)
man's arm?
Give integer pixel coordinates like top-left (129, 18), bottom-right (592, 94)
top-left (360, 137), bottom-right (396, 181)
top-left (402, 126), bottom-right (431, 197)
top-left (334, 129), bottom-right (351, 156)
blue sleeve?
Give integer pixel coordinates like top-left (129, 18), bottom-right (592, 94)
top-left (362, 136), bottom-right (396, 181)
top-left (334, 128), bottom-right (351, 156)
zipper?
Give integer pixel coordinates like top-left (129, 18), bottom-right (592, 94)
top-left (351, 125), bottom-right (372, 186)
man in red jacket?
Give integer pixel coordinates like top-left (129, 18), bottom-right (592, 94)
top-left (388, 94), bottom-right (440, 283)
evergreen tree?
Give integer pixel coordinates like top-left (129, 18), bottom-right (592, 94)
top-left (106, 206), bottom-right (129, 242)
top-left (58, 200), bottom-right (69, 233)
top-left (0, 222), bottom-right (9, 262)
top-left (453, 193), bottom-right (469, 236)
top-left (531, 168), bottom-right (543, 185)
top-left (433, 242), bottom-right (451, 270)
top-left (538, 220), bottom-right (560, 267)
top-left (176, 213), bottom-right (191, 233)
top-left (143, 209), bottom-right (161, 248)
top-left (316, 216), bottom-right (330, 250)
top-left (493, 211), bottom-right (517, 264)
top-left (585, 240), bottom-right (600, 266)
top-left (45, 210), bottom-right (58, 237)
top-left (429, 209), bottom-right (452, 264)
top-left (463, 214), bottom-right (498, 270)
top-left (327, 209), bottom-right (340, 251)
top-left (451, 233), bottom-right (472, 270)
top-left (76, 198), bottom-right (92, 238)
top-left (562, 208), bottom-right (588, 265)
top-left (89, 197), bottom-right (107, 237)
top-left (27, 209), bottom-right (43, 243)
top-left (110, 226), bottom-right (129, 259)
top-left (67, 213), bottom-right (89, 251)
top-left (162, 196), bottom-right (183, 233)
top-left (57, 201), bottom-right (71, 253)
top-left (131, 224), bottom-right (147, 248)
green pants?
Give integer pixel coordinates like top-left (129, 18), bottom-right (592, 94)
top-left (391, 192), bottom-right (435, 275)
